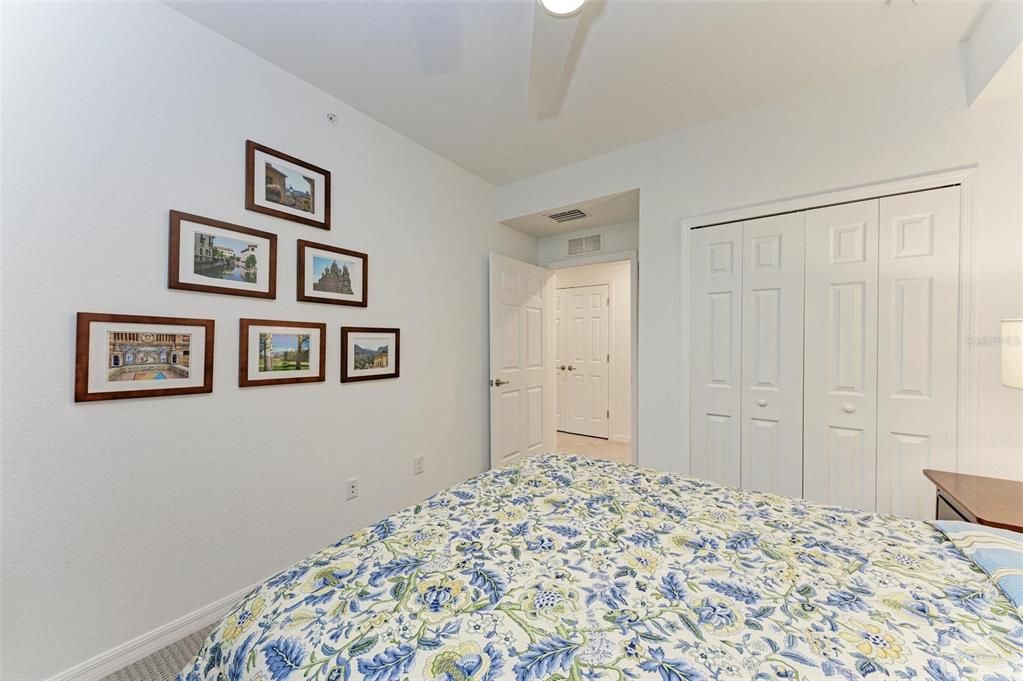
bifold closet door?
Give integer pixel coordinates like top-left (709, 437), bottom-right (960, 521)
top-left (803, 199), bottom-right (879, 511)
top-left (876, 187), bottom-right (960, 520)
top-left (740, 213), bottom-right (805, 498)
top-left (689, 223), bottom-right (742, 487)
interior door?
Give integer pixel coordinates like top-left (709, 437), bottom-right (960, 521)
top-left (689, 223), bottom-right (743, 487)
top-left (876, 187), bottom-right (959, 520)
top-left (803, 199), bottom-right (879, 511)
top-left (554, 290), bottom-right (567, 431)
top-left (489, 254), bottom-right (556, 468)
top-left (740, 213), bottom-right (805, 498)
top-left (560, 284), bottom-right (610, 438)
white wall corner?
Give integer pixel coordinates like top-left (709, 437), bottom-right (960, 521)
top-left (960, 0), bottom-right (1023, 106)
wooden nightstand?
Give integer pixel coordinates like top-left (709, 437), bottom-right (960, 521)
top-left (923, 469), bottom-right (1023, 533)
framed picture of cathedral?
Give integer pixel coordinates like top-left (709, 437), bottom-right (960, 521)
top-left (341, 326), bottom-right (399, 383)
top-left (168, 210), bottom-right (277, 299)
top-left (246, 140), bottom-right (330, 230)
top-left (239, 318), bottom-right (326, 387)
top-left (74, 312), bottom-right (215, 402)
top-left (296, 240), bottom-right (368, 307)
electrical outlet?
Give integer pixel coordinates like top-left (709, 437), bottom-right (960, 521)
top-left (346, 477), bottom-right (359, 500)
top-left (413, 455), bottom-right (425, 476)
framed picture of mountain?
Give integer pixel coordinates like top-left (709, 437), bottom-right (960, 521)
top-left (246, 140), bottom-right (330, 229)
top-left (239, 319), bottom-right (326, 387)
top-left (341, 327), bottom-right (399, 383)
top-left (75, 312), bottom-right (215, 402)
top-left (297, 240), bottom-right (368, 307)
top-left (168, 210), bottom-right (277, 299)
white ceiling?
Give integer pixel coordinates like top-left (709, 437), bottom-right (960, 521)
top-left (169, 0), bottom-right (983, 186)
top-left (502, 189), bottom-right (639, 237)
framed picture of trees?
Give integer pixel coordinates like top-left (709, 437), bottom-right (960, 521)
top-left (239, 319), bottom-right (326, 387)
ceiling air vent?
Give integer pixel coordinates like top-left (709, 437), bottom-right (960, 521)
top-left (567, 233), bottom-right (603, 257)
top-left (546, 208), bottom-right (588, 223)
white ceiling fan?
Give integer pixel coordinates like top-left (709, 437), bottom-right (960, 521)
top-left (529, 0), bottom-right (595, 120)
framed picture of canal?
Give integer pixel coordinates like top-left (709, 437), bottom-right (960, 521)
top-left (74, 312), bottom-right (215, 402)
top-left (246, 140), bottom-right (331, 230)
top-left (297, 240), bottom-right (368, 307)
top-left (340, 326), bottom-right (400, 383)
top-left (168, 210), bottom-right (277, 299)
top-left (239, 319), bottom-right (326, 387)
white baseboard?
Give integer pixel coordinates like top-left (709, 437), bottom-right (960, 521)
top-left (47, 581), bottom-right (258, 681)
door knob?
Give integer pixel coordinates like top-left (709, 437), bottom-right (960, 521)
top-left (492, 378), bottom-right (509, 387)
top-left (757, 399), bottom-right (768, 407)
top-left (567, 365), bottom-right (576, 371)
top-left (559, 365), bottom-right (567, 371)
top-left (842, 403), bottom-right (856, 414)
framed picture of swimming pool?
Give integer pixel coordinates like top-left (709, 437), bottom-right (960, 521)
top-left (340, 326), bottom-right (400, 383)
top-left (239, 319), bottom-right (326, 387)
top-left (74, 312), bottom-right (215, 403)
top-left (168, 210), bottom-right (277, 299)
top-left (246, 140), bottom-right (331, 230)
top-left (297, 240), bottom-right (368, 307)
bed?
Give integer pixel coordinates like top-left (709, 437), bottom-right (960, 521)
top-left (178, 454), bottom-right (1022, 681)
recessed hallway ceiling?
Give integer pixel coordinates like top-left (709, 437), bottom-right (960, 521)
top-left (169, 0), bottom-right (983, 185)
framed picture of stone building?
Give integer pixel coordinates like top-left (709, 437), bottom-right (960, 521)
top-left (239, 319), bottom-right (326, 387)
top-left (296, 240), bottom-right (368, 307)
top-left (341, 326), bottom-right (399, 383)
top-left (246, 140), bottom-right (330, 230)
top-left (75, 312), bottom-right (215, 402)
top-left (168, 210), bottom-right (277, 299)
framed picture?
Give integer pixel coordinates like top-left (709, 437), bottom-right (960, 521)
top-left (239, 319), bottom-right (326, 387)
top-left (168, 210), bottom-right (277, 299)
top-left (246, 140), bottom-right (330, 229)
top-left (297, 240), bottom-right (368, 307)
top-left (75, 312), bottom-right (215, 402)
top-left (341, 327), bottom-right (400, 382)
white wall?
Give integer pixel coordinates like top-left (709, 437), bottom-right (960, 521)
top-left (0, 2), bottom-right (535, 679)
top-left (552, 260), bottom-right (633, 443)
top-left (537, 220), bottom-right (638, 264)
top-left (498, 48), bottom-right (1023, 481)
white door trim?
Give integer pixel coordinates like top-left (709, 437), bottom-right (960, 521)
top-left (679, 166), bottom-right (977, 475)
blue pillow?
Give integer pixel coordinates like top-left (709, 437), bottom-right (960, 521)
top-left (934, 520), bottom-right (1023, 616)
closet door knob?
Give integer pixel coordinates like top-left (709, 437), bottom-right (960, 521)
top-left (756, 399), bottom-right (768, 407)
top-left (842, 403), bottom-right (856, 414)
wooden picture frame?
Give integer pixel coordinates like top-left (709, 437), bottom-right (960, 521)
top-left (297, 240), bottom-right (368, 307)
top-left (168, 210), bottom-right (277, 299)
top-left (341, 326), bottom-right (400, 383)
top-left (245, 140), bottom-right (331, 230)
top-left (239, 318), bottom-right (327, 387)
top-left (75, 312), bottom-right (215, 402)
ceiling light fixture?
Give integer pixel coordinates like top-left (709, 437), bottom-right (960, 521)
top-left (538, 0), bottom-right (588, 19)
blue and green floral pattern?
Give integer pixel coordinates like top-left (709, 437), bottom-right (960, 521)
top-left (178, 454), bottom-right (1023, 680)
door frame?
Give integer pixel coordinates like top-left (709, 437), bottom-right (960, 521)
top-left (679, 166), bottom-right (978, 476)
top-left (544, 250), bottom-right (638, 463)
top-left (556, 281), bottom-right (612, 439)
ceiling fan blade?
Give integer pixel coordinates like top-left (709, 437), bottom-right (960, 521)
top-left (528, 4), bottom-right (584, 120)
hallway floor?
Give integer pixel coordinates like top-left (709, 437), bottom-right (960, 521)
top-left (556, 431), bottom-right (633, 464)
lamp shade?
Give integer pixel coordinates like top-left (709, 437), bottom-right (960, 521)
top-left (1002, 319), bottom-right (1023, 389)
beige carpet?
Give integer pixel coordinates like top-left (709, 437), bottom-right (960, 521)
top-left (101, 625), bottom-right (212, 681)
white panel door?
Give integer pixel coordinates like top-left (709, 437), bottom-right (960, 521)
top-left (877, 187), bottom-right (959, 520)
top-left (690, 223), bottom-right (742, 487)
top-left (489, 254), bottom-right (556, 468)
top-left (804, 200), bottom-right (879, 510)
top-left (741, 213), bottom-right (805, 498)
top-left (554, 291), bottom-right (567, 431)
top-left (561, 284), bottom-right (610, 438)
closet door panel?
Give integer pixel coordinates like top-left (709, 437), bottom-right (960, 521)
top-left (740, 213), bottom-right (804, 498)
top-left (877, 187), bottom-right (959, 520)
top-left (804, 200), bottom-right (879, 510)
top-left (690, 223), bottom-right (742, 487)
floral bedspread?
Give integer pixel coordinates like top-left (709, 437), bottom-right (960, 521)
top-left (178, 454), bottom-right (1023, 681)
